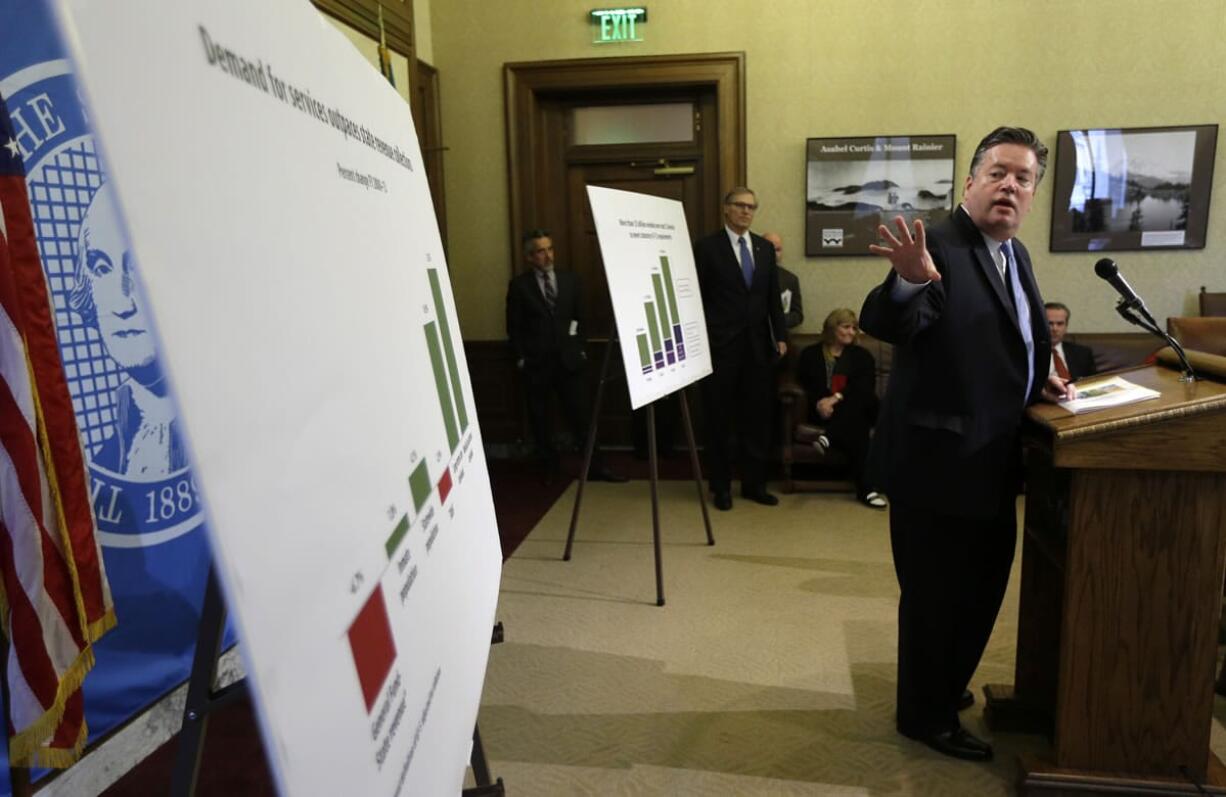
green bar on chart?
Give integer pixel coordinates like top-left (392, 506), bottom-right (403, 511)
top-left (651, 273), bottom-right (671, 346)
top-left (660, 256), bottom-right (680, 326)
top-left (384, 513), bottom-right (410, 558)
top-left (636, 333), bottom-right (651, 369)
top-left (644, 301), bottom-right (661, 351)
top-left (424, 321), bottom-right (460, 451)
top-left (409, 459), bottom-right (431, 513)
top-left (428, 269), bottom-right (469, 433)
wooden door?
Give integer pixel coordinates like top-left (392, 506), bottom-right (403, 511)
top-left (566, 160), bottom-right (703, 338)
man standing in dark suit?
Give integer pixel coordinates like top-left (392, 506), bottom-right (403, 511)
top-left (1045, 301), bottom-right (1096, 380)
top-left (694, 188), bottom-right (788, 511)
top-left (861, 128), bottom-right (1072, 762)
top-left (507, 229), bottom-right (624, 483)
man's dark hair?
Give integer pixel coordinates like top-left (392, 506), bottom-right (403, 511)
top-left (521, 228), bottom-right (551, 254)
top-left (1044, 301), bottom-right (1071, 320)
top-left (969, 127), bottom-right (1049, 183)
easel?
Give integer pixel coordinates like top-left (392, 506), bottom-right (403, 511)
top-left (170, 566), bottom-right (247, 796)
top-left (562, 335), bottom-right (714, 606)
top-left (170, 567), bottom-right (505, 795)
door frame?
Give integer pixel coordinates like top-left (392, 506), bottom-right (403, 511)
top-left (503, 52), bottom-right (746, 273)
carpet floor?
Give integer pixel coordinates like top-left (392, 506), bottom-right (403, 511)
top-left (79, 471), bottom-right (1226, 795)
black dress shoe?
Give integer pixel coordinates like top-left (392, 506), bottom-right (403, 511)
top-left (588, 467), bottom-right (628, 483)
top-left (712, 491), bottom-right (733, 511)
top-left (740, 488), bottom-right (779, 506)
top-left (904, 726), bottom-right (992, 762)
top-left (958, 689), bottom-right (974, 711)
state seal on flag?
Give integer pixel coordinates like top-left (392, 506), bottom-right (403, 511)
top-left (1, 58), bottom-right (203, 548)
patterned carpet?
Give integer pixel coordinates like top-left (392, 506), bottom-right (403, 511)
top-left (479, 482), bottom-right (1226, 796)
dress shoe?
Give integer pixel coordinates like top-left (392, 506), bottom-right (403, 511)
top-left (588, 467), bottom-right (628, 483)
top-left (903, 725), bottom-right (992, 762)
top-left (740, 488), bottom-right (779, 506)
top-left (958, 689), bottom-right (974, 711)
top-left (712, 491), bottom-right (733, 511)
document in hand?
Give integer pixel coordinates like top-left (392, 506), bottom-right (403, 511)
top-left (1058, 375), bottom-right (1161, 415)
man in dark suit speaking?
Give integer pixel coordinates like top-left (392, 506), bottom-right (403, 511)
top-left (694, 188), bottom-right (788, 511)
top-left (1045, 301), bottom-right (1096, 381)
top-left (507, 229), bottom-right (624, 484)
top-left (861, 128), bottom-right (1072, 762)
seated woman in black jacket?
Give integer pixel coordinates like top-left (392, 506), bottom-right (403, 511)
top-left (797, 308), bottom-right (886, 509)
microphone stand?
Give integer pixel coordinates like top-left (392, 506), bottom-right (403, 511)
top-left (1112, 299), bottom-right (1197, 383)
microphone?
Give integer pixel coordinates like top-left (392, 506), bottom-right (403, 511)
top-left (1094, 257), bottom-right (1196, 381)
top-left (1093, 258), bottom-right (1145, 311)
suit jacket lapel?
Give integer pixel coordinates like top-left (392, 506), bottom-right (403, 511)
top-left (974, 245), bottom-right (1019, 328)
top-left (523, 270), bottom-right (550, 314)
top-left (956, 208), bottom-right (1018, 328)
top-left (722, 232), bottom-right (750, 293)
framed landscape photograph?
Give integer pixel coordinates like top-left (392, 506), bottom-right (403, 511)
top-left (1050, 124), bottom-right (1218, 252)
top-left (805, 134), bottom-right (956, 257)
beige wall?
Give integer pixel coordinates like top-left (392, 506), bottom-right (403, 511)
top-left (324, 14), bottom-right (412, 105)
top-left (433, 0), bottom-right (1226, 340)
top-left (414, 0), bottom-right (433, 63)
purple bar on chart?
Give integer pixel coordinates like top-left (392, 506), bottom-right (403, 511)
top-left (664, 338), bottom-right (675, 364)
top-left (673, 325), bottom-right (686, 360)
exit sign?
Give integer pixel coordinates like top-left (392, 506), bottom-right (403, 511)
top-left (590, 7), bottom-right (646, 44)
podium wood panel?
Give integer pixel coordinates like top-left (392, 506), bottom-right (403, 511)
top-left (987, 365), bottom-right (1226, 794)
top-left (1060, 468), bottom-right (1226, 775)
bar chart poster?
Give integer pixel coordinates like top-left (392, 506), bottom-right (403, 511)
top-left (586, 186), bottom-right (712, 409)
top-left (56, 1), bottom-right (501, 794)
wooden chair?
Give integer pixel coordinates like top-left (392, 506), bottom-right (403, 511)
top-left (1200, 285), bottom-right (1226, 317)
top-left (1167, 315), bottom-right (1226, 357)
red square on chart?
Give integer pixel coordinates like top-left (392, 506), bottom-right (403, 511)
top-left (437, 468), bottom-right (453, 504)
top-left (347, 586), bottom-right (396, 712)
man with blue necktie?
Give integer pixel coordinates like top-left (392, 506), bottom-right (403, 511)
top-left (693, 187), bottom-right (788, 511)
top-left (861, 128), bottom-right (1073, 763)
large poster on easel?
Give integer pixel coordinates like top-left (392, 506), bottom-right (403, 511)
top-left (52, 1), bottom-right (501, 794)
top-left (586, 186), bottom-right (712, 409)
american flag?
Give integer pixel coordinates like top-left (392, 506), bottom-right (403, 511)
top-left (0, 94), bottom-right (114, 768)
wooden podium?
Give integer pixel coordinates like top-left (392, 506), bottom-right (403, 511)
top-left (984, 364), bottom-right (1226, 795)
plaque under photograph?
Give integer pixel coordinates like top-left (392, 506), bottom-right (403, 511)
top-left (1050, 124), bottom-right (1218, 252)
top-left (805, 134), bottom-right (956, 257)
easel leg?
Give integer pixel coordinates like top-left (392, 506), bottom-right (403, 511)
top-left (463, 626), bottom-right (506, 796)
top-left (469, 723), bottom-right (493, 786)
top-left (563, 338), bottom-right (616, 561)
top-left (679, 388), bottom-right (714, 545)
top-left (171, 566), bottom-right (245, 797)
top-left (648, 403), bottom-right (664, 606)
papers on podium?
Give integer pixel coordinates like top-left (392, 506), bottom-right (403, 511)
top-left (1058, 375), bottom-right (1161, 415)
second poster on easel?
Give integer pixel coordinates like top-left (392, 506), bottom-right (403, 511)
top-left (587, 185), bottom-right (713, 409)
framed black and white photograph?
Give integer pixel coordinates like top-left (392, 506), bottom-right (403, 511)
top-left (805, 134), bottom-right (956, 257)
top-left (1050, 124), bottom-right (1218, 252)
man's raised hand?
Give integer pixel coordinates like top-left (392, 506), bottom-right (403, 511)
top-left (868, 216), bottom-right (941, 284)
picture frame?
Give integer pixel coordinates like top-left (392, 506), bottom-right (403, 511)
top-left (1049, 124), bottom-right (1218, 252)
top-left (805, 134), bottom-right (956, 257)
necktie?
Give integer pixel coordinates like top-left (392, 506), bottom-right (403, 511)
top-left (1053, 348), bottom-right (1071, 380)
top-left (1003, 240), bottom-right (1035, 402)
top-left (541, 271), bottom-right (556, 310)
top-left (738, 236), bottom-right (754, 288)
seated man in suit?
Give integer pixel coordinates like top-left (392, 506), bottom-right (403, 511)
top-left (506, 229), bottom-right (625, 484)
top-left (1045, 302), bottom-right (1096, 380)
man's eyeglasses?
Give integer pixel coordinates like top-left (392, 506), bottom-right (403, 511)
top-left (727, 202), bottom-right (758, 211)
